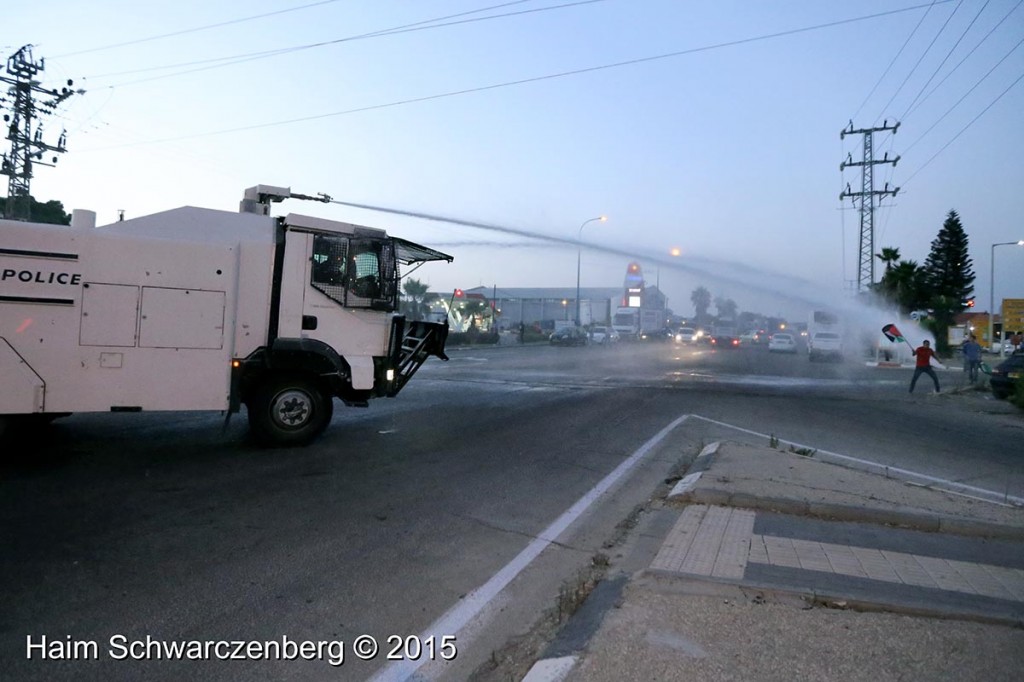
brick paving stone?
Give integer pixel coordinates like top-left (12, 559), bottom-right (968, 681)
top-left (822, 545), bottom-right (868, 579)
top-left (791, 539), bottom-right (833, 573)
top-left (850, 546), bottom-right (901, 582)
top-left (680, 506), bottom-right (731, 576)
top-left (747, 534), bottom-right (769, 564)
top-left (985, 565), bottom-right (1024, 601)
top-left (711, 509), bottom-right (755, 579)
top-left (880, 551), bottom-right (939, 590)
top-left (914, 555), bottom-right (976, 594)
top-left (651, 505), bottom-right (707, 572)
top-left (761, 535), bottom-right (801, 569)
top-left (947, 560), bottom-right (1018, 601)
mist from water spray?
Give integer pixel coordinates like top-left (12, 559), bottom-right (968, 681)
top-left (334, 199), bottom-right (853, 309)
top-left (331, 199), bottom-right (940, 353)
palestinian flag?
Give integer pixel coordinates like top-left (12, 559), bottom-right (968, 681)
top-left (881, 323), bottom-right (905, 344)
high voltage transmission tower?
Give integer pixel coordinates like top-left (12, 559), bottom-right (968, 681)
top-left (1, 45), bottom-right (81, 221)
top-left (840, 120), bottom-right (901, 294)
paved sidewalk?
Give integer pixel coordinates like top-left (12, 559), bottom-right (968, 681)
top-left (651, 504), bottom-right (1023, 623)
top-left (523, 442), bottom-right (1024, 682)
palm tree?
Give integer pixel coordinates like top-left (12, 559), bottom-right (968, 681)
top-left (714, 296), bottom-right (738, 320)
top-left (461, 300), bottom-right (486, 331)
top-left (401, 278), bottom-right (430, 321)
top-left (691, 286), bottom-right (711, 323)
top-left (875, 247), bottom-right (900, 275)
top-left (888, 260), bottom-right (927, 313)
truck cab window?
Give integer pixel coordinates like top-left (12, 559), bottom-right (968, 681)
top-left (312, 235), bottom-right (347, 285)
top-left (348, 241), bottom-right (382, 301)
top-left (311, 234), bottom-right (348, 304)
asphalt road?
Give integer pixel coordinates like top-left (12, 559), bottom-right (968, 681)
top-left (2, 340), bottom-right (1020, 681)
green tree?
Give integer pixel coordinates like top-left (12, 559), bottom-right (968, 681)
top-left (462, 300), bottom-right (486, 331)
top-left (401, 278), bottom-right (430, 321)
top-left (0, 195), bottom-right (71, 225)
top-left (923, 210), bottom-right (975, 353)
top-left (875, 246), bottom-right (900, 275)
top-left (690, 286), bottom-right (711, 323)
top-left (714, 296), bottom-right (738, 320)
top-left (887, 260), bottom-right (929, 314)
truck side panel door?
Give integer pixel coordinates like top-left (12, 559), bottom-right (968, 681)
top-left (79, 283), bottom-right (140, 347)
top-left (277, 232), bottom-right (311, 338)
top-left (139, 287), bottom-right (225, 349)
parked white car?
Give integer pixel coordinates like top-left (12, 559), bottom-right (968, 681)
top-left (808, 331), bottom-right (843, 361)
top-left (675, 327), bottom-right (699, 343)
top-left (768, 332), bottom-right (797, 353)
top-left (590, 326), bottom-right (620, 345)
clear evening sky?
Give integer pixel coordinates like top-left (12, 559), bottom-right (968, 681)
top-left (5, 0), bottom-right (1022, 320)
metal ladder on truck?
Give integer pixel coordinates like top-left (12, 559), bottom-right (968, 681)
top-left (387, 317), bottom-right (450, 396)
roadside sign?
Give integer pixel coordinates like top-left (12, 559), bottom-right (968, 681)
top-left (1002, 298), bottom-right (1024, 331)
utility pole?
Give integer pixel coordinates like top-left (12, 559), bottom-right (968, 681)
top-left (1, 45), bottom-right (80, 221)
top-left (840, 120), bottom-right (900, 293)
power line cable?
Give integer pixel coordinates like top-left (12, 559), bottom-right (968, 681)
top-left (902, 69), bottom-right (1024, 185)
top-left (54, 0), bottom-right (347, 58)
top-left (899, 0), bottom-right (991, 118)
top-left (90, 1), bottom-right (602, 88)
top-left (851, 0), bottom-right (939, 122)
top-left (875, 0), bottom-right (963, 123)
top-left (904, 0), bottom-right (1022, 118)
top-left (871, 0), bottom-right (967, 241)
top-left (83, 1), bottom-right (954, 150)
top-left (903, 34), bottom-right (1024, 154)
top-left (871, 1), bottom-right (1018, 260)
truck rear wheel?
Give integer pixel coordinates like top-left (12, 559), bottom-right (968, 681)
top-left (246, 374), bottom-right (333, 446)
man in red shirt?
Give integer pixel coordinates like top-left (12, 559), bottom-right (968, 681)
top-left (909, 339), bottom-right (940, 393)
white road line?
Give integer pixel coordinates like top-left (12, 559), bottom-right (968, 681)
top-left (688, 415), bottom-right (1024, 507)
top-left (366, 414), bottom-right (692, 682)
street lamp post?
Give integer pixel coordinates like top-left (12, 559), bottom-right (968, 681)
top-left (990, 240), bottom-right (1024, 357)
top-left (575, 215), bottom-right (607, 326)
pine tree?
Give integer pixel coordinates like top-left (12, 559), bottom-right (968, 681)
top-left (923, 210), bottom-right (975, 353)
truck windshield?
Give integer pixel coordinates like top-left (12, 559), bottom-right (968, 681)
top-left (613, 312), bottom-right (635, 325)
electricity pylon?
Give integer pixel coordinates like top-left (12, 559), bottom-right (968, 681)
top-left (840, 120), bottom-right (901, 293)
top-left (1, 45), bottom-right (80, 221)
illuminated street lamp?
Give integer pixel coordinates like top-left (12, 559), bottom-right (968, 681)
top-left (990, 240), bottom-right (1024, 357)
top-left (575, 216), bottom-right (607, 325)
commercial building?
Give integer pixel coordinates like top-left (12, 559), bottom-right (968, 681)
top-left (464, 285), bottom-right (668, 330)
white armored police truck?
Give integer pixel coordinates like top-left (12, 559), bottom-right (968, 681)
top-left (0, 185), bottom-right (452, 445)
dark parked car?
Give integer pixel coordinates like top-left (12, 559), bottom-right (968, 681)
top-left (710, 327), bottom-right (740, 348)
top-left (990, 351), bottom-right (1023, 399)
top-left (639, 327), bottom-right (674, 342)
top-left (549, 326), bottom-right (589, 347)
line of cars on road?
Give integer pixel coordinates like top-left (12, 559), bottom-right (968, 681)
top-left (548, 325), bottom-right (623, 346)
top-left (550, 325), bottom-right (834, 362)
top-left (549, 322), bottom-right (1020, 399)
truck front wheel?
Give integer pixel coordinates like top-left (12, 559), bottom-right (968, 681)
top-left (246, 374), bottom-right (334, 446)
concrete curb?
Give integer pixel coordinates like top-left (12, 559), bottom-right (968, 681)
top-left (521, 655), bottom-right (577, 682)
top-left (690, 441), bottom-right (720, 473)
top-left (640, 570), bottom-right (1024, 628)
top-left (671, 487), bottom-right (1024, 541)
